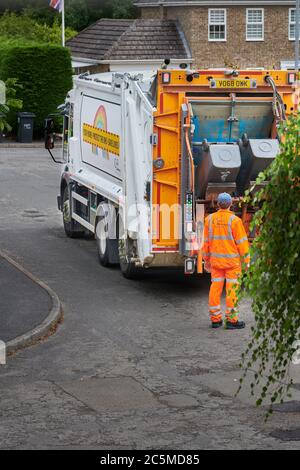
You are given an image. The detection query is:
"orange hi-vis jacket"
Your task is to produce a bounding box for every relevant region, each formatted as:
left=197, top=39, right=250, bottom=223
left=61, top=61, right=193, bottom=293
left=203, top=209, right=250, bottom=269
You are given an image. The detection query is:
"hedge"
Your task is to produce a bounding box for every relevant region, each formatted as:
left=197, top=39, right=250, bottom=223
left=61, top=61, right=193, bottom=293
left=0, top=43, right=73, bottom=135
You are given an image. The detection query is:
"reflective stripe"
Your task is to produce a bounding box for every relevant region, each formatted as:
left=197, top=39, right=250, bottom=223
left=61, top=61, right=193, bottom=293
left=210, top=253, right=239, bottom=258
left=202, top=252, right=210, bottom=257
left=211, top=277, right=225, bottom=282
left=236, top=236, right=248, bottom=245
left=210, top=235, right=232, bottom=241
left=226, top=278, right=239, bottom=283
left=208, top=214, right=213, bottom=240
left=209, top=305, right=221, bottom=310
left=227, top=215, right=235, bottom=241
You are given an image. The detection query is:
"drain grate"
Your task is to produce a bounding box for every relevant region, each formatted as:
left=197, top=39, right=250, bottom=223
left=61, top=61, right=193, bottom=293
left=184, top=367, right=210, bottom=376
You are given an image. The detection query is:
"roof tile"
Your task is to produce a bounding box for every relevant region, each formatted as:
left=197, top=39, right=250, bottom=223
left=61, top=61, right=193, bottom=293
left=67, top=18, right=190, bottom=61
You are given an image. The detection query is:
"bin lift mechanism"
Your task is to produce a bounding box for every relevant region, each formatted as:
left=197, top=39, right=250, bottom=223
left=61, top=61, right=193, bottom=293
left=180, top=74, right=288, bottom=273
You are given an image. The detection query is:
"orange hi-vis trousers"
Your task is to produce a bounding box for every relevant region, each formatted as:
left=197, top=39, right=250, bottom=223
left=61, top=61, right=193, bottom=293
left=209, top=266, right=241, bottom=324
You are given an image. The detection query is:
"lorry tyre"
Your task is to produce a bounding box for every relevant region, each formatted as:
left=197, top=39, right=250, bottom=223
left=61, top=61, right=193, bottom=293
left=96, top=213, right=119, bottom=267
left=62, top=186, right=84, bottom=238
left=118, top=237, right=143, bottom=280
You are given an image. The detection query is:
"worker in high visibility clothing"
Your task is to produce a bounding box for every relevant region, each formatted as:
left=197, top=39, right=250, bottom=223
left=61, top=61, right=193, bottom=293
left=203, top=193, right=250, bottom=330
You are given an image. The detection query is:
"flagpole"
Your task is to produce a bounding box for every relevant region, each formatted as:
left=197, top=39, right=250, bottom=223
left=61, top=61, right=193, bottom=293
left=61, top=0, right=65, bottom=47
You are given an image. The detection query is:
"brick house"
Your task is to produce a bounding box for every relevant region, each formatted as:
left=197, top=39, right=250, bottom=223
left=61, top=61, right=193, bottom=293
left=135, top=0, right=299, bottom=69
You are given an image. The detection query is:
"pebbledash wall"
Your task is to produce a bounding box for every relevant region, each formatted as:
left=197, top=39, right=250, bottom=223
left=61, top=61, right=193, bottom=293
left=140, top=6, right=294, bottom=69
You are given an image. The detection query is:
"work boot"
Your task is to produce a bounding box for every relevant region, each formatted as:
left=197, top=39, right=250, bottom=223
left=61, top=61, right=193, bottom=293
left=225, top=320, right=245, bottom=330
left=211, top=320, right=223, bottom=329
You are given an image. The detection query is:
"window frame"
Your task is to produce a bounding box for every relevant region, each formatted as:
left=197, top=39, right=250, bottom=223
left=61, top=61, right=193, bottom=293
left=208, top=8, right=227, bottom=42
left=246, top=8, right=264, bottom=42
left=289, top=8, right=300, bottom=41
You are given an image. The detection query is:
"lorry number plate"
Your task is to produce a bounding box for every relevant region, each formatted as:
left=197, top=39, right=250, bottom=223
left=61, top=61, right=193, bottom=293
left=210, top=78, right=255, bottom=89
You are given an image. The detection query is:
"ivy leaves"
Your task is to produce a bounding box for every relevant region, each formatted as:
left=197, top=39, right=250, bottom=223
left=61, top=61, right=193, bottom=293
left=238, top=114, right=300, bottom=417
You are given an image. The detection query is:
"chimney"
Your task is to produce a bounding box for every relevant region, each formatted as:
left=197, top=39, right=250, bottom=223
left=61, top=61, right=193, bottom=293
left=159, top=1, right=167, bottom=19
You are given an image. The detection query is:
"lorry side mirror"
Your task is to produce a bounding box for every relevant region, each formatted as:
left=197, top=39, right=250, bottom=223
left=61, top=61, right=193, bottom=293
left=44, top=117, right=55, bottom=150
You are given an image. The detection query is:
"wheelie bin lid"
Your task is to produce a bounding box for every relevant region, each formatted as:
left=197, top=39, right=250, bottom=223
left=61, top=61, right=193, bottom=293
left=17, top=112, right=36, bottom=118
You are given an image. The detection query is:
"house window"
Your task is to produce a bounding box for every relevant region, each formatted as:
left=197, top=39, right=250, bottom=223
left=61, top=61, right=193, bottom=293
left=209, top=9, right=226, bottom=41
left=246, top=9, right=264, bottom=41
left=289, top=8, right=300, bottom=40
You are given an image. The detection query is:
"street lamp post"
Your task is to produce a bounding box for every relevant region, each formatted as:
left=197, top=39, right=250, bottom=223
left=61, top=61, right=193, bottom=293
left=61, top=0, right=65, bottom=47
left=295, top=0, right=300, bottom=72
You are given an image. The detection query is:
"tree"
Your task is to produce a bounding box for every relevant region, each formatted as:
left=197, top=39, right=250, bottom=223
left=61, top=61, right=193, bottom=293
left=0, top=1, right=54, bottom=16
left=238, top=114, right=300, bottom=415
left=0, top=0, right=138, bottom=29
left=0, top=78, right=23, bottom=134
left=85, top=0, right=137, bottom=24
left=111, top=0, right=137, bottom=19
left=23, top=6, right=57, bottom=26
left=65, top=0, right=89, bottom=31
left=0, top=11, right=76, bottom=43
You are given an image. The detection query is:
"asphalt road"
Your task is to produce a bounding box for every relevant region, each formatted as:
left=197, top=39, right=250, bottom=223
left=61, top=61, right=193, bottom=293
left=0, top=147, right=299, bottom=449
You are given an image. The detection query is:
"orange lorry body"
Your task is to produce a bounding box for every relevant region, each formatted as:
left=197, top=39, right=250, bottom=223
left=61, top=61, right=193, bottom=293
left=151, top=69, right=297, bottom=262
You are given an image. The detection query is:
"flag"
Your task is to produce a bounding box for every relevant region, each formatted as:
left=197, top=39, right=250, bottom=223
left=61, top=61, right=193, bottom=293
left=49, top=0, right=62, bottom=12
left=49, top=0, right=65, bottom=47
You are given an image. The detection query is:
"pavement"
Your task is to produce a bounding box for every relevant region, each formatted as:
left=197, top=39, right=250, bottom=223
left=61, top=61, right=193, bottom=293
left=0, top=254, right=52, bottom=342
left=0, top=139, right=62, bottom=149
left=0, top=147, right=300, bottom=449
left=0, top=250, right=62, bottom=353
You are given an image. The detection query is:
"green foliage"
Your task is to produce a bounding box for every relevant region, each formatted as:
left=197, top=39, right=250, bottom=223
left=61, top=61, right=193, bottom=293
left=23, top=6, right=57, bottom=26
left=238, top=114, right=300, bottom=416
left=0, top=11, right=76, bottom=43
left=110, top=0, right=137, bottom=19
left=65, top=0, right=89, bottom=31
left=0, top=78, right=23, bottom=133
left=81, top=0, right=137, bottom=24
left=0, top=44, right=73, bottom=134
left=0, top=1, right=138, bottom=31
left=0, top=1, right=50, bottom=14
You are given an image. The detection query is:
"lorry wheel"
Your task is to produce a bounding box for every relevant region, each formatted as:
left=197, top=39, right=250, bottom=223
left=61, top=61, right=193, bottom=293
left=62, top=186, right=84, bottom=238
left=118, top=238, right=143, bottom=280
left=96, top=215, right=119, bottom=267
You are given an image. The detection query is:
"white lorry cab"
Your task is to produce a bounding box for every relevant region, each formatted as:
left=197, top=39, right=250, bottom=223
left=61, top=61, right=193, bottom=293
left=45, top=68, right=295, bottom=278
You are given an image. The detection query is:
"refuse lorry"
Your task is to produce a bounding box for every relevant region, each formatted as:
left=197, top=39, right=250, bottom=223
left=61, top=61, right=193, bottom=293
left=45, top=68, right=297, bottom=278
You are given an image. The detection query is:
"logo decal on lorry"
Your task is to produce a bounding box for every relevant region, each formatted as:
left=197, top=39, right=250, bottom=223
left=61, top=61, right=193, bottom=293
left=83, top=105, right=120, bottom=157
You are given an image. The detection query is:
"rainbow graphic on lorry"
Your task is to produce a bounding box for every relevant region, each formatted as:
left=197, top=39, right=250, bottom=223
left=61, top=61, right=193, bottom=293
left=82, top=104, right=120, bottom=160
left=92, top=105, right=108, bottom=159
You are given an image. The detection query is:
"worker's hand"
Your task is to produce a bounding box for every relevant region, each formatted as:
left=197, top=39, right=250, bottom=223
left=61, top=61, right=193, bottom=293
left=204, top=262, right=211, bottom=273
left=245, top=263, right=250, bottom=270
